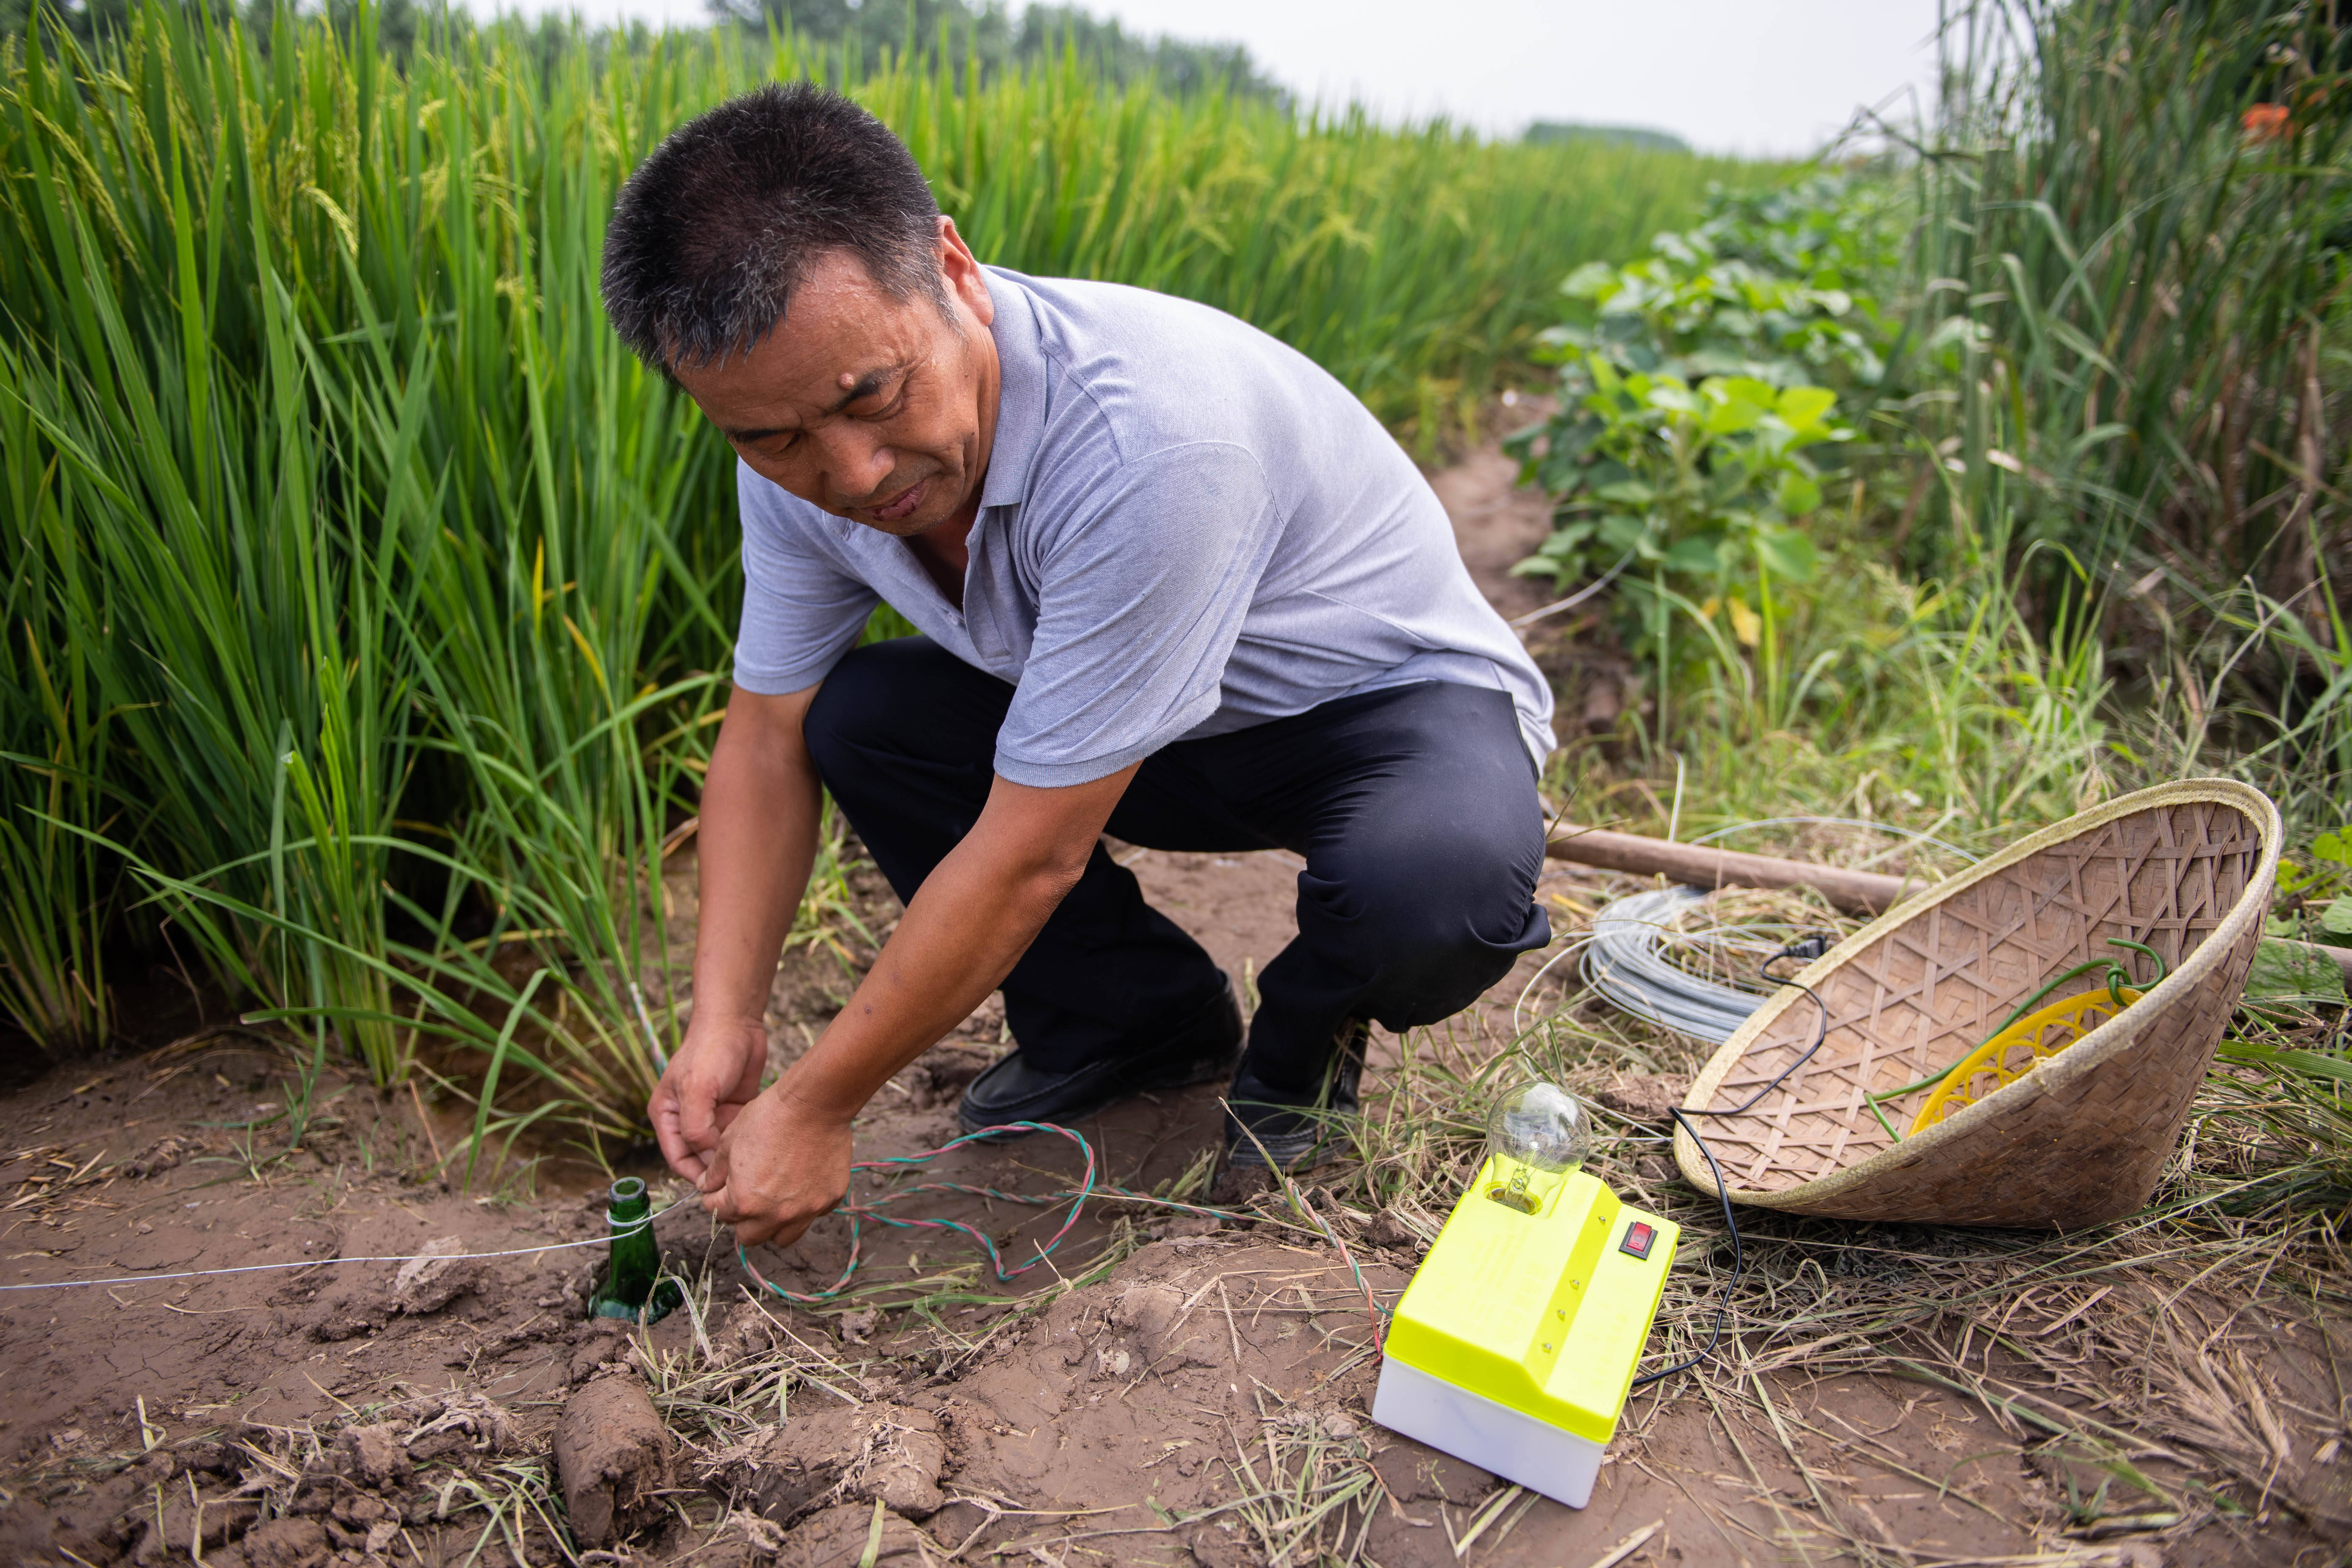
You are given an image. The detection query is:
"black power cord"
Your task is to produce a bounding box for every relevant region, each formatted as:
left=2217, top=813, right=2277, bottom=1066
left=1630, top=935, right=1834, bottom=1388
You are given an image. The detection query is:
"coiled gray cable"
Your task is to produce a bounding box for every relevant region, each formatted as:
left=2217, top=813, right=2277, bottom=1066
left=1582, top=886, right=1766, bottom=1043
left=1579, top=821, right=1981, bottom=1044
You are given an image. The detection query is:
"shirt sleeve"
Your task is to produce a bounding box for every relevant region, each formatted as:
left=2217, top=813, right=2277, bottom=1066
left=994, top=441, right=1279, bottom=787
left=730, top=462, right=879, bottom=696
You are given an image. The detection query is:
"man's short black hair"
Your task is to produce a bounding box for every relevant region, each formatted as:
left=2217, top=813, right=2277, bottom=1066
left=600, top=82, right=947, bottom=377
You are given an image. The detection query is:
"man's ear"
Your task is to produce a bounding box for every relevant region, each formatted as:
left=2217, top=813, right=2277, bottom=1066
left=937, top=215, right=996, bottom=329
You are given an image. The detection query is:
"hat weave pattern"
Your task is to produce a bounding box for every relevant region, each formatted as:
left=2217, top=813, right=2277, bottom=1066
left=1673, top=780, right=2281, bottom=1228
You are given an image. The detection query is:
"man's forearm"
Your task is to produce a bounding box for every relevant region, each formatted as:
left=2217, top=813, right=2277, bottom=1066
left=692, top=692, right=825, bottom=1034
left=773, top=766, right=1136, bottom=1122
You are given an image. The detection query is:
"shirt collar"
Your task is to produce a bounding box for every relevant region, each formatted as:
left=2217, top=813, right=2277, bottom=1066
left=977, top=267, right=1048, bottom=514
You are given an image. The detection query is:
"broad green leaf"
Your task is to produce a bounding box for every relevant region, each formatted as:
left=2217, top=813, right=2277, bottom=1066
left=1561, top=261, right=1617, bottom=299
left=1599, top=513, right=1653, bottom=553
left=1702, top=396, right=1763, bottom=435
left=1776, top=385, right=1838, bottom=430
left=1594, top=481, right=1656, bottom=506
left=1754, top=526, right=1818, bottom=583
left=2312, top=829, right=2352, bottom=868
left=1715, top=376, right=1780, bottom=411
left=1664, top=536, right=1723, bottom=575
left=2245, top=937, right=2349, bottom=1003
left=1549, top=519, right=1598, bottom=547
left=2320, top=897, right=2352, bottom=938
left=1775, top=471, right=1824, bottom=517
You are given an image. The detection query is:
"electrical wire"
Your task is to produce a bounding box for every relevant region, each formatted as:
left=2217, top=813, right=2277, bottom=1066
left=735, top=1120, right=1279, bottom=1306
left=5, top=1123, right=1264, bottom=1317
left=1575, top=820, right=1980, bottom=1048
left=1583, top=886, right=1769, bottom=1044
left=8, top=1123, right=1367, bottom=1351
left=1511, top=931, right=1597, bottom=1037
left=738, top=1121, right=1102, bottom=1304
left=1629, top=939, right=1833, bottom=1388
left=0, top=1195, right=702, bottom=1293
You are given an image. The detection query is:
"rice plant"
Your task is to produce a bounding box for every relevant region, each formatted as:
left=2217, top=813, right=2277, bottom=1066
left=1889, top=0, right=2352, bottom=819
left=0, top=0, right=1743, bottom=1153
left=0, top=348, right=112, bottom=1048
left=3, top=18, right=417, bottom=1077
left=1898, top=1, right=2351, bottom=572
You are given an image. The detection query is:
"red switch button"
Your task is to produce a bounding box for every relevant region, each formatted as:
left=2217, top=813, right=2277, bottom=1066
left=1620, top=1220, right=1657, bottom=1260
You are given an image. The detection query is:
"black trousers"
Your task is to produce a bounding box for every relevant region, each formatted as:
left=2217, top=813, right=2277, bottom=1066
left=802, top=637, right=1551, bottom=1092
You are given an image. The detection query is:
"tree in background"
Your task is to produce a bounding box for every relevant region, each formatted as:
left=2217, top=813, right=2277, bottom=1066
left=1526, top=122, right=1692, bottom=154
left=5, top=0, right=237, bottom=44
left=4, top=0, right=1272, bottom=93
left=5, top=0, right=417, bottom=47
left=702, top=0, right=1286, bottom=101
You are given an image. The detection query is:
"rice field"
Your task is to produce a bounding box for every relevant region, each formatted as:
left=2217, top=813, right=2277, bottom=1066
left=0, top=1, right=1749, bottom=1118
left=2, top=6, right=2348, bottom=1560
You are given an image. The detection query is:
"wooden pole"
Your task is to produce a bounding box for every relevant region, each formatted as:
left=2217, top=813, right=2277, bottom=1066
left=1544, top=822, right=2352, bottom=985
left=1544, top=824, right=1919, bottom=915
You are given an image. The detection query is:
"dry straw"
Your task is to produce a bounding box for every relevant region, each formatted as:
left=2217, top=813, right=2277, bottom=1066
left=1674, top=779, right=2281, bottom=1228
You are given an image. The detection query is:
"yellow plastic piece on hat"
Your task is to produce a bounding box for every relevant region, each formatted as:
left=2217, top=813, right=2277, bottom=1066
left=1909, top=985, right=2144, bottom=1134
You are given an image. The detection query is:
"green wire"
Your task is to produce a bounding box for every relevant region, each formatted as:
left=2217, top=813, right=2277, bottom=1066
left=1863, top=939, right=2170, bottom=1143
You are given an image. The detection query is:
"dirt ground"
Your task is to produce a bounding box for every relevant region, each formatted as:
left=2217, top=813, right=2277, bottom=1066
left=1, top=441, right=2345, bottom=1568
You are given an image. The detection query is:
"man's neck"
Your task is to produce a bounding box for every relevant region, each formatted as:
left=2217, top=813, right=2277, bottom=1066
left=905, top=496, right=980, bottom=610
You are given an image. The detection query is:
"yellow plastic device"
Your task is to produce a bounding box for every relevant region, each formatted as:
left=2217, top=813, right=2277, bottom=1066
left=1867, top=942, right=2167, bottom=1144
left=1909, top=984, right=2142, bottom=1133
left=1370, top=1083, right=1677, bottom=1508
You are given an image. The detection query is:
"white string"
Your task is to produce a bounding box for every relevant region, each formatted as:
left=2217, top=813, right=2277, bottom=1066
left=0, top=1195, right=699, bottom=1293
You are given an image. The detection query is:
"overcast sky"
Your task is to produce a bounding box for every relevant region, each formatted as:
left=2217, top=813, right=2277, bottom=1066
left=497, top=0, right=1946, bottom=159
left=1084, top=0, right=1946, bottom=157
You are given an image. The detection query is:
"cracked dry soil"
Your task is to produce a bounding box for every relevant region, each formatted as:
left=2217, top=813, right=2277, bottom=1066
left=1, top=441, right=2340, bottom=1567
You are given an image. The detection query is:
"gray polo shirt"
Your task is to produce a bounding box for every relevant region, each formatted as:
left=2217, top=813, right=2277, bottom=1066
left=732, top=267, right=1554, bottom=787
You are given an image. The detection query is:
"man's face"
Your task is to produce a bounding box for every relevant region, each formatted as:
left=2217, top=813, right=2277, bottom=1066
left=672, top=218, right=1000, bottom=539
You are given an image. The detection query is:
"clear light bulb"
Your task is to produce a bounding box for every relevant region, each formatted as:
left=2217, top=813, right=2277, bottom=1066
left=1484, top=1080, right=1593, bottom=1214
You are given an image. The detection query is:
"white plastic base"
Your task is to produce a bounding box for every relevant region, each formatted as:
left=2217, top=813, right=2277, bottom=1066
left=1370, top=1356, right=1607, bottom=1508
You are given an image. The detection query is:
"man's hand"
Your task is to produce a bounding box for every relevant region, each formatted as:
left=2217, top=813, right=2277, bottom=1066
left=697, top=1086, right=854, bottom=1250
left=649, top=1015, right=770, bottom=1184
left=656, top=683, right=824, bottom=1187
left=702, top=762, right=1138, bottom=1244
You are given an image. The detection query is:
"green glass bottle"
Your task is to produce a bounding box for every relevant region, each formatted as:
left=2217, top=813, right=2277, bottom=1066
left=588, top=1176, right=681, bottom=1323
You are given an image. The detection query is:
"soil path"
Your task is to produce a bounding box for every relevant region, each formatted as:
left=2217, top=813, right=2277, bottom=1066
left=0, top=443, right=2333, bottom=1568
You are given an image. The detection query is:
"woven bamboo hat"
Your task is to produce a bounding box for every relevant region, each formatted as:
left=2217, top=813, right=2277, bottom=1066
left=1672, top=779, right=2281, bottom=1229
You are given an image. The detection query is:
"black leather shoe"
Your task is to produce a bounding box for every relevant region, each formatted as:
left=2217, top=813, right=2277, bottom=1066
left=957, top=976, right=1244, bottom=1136
left=1221, top=1021, right=1369, bottom=1173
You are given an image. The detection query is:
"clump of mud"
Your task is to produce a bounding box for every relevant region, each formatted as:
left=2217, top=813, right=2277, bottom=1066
left=11, top=1389, right=535, bottom=1568
left=555, top=1375, right=673, bottom=1546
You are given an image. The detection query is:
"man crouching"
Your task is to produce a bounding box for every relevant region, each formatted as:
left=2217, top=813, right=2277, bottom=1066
left=602, top=83, right=1554, bottom=1252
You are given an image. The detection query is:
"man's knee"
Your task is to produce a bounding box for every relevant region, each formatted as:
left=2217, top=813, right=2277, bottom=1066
left=1309, top=821, right=1548, bottom=999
